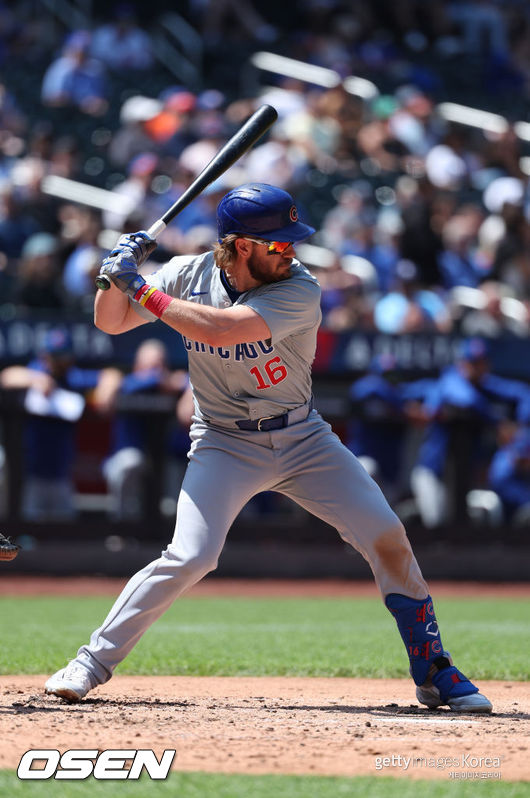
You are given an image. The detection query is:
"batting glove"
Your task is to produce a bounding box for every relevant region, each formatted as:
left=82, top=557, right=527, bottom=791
left=99, top=231, right=157, bottom=297
left=113, top=231, right=157, bottom=264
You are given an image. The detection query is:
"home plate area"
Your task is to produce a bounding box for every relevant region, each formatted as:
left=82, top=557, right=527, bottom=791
left=1, top=675, right=528, bottom=781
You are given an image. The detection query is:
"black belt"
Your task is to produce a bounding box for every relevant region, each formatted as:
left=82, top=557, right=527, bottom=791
left=236, top=398, right=313, bottom=432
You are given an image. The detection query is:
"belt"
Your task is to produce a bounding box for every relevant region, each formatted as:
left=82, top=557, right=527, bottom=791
left=236, top=398, right=314, bottom=432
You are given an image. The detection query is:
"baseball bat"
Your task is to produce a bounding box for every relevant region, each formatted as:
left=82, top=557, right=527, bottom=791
left=95, top=103, right=278, bottom=291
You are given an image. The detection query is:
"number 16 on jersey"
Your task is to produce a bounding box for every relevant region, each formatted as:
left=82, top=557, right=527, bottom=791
left=250, top=357, right=288, bottom=390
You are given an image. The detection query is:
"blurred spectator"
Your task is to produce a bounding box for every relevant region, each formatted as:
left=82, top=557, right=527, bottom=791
left=348, top=354, right=412, bottom=503
left=0, top=181, right=39, bottom=262
left=480, top=127, right=525, bottom=183
left=321, top=181, right=374, bottom=251
left=322, top=88, right=364, bottom=162
left=25, top=122, right=54, bottom=163
left=356, top=94, right=410, bottom=174
left=489, top=426, right=530, bottom=525
left=0, top=329, right=112, bottom=520
left=61, top=206, right=104, bottom=302
left=8, top=142, right=64, bottom=234
left=13, top=232, right=65, bottom=310
left=148, top=87, right=198, bottom=158
left=255, top=80, right=313, bottom=127
left=399, top=177, right=450, bottom=287
left=102, top=339, right=189, bottom=520
left=153, top=177, right=226, bottom=255
left=438, top=207, right=489, bottom=288
left=410, top=338, right=530, bottom=527
left=103, top=152, right=159, bottom=231
left=322, top=182, right=401, bottom=293
left=424, top=126, right=478, bottom=190
left=373, top=259, right=452, bottom=334
left=373, top=0, right=454, bottom=52
left=193, top=0, right=278, bottom=46
left=0, top=80, right=26, bottom=136
left=244, top=131, right=302, bottom=189
left=389, top=86, right=437, bottom=158
left=489, top=198, right=530, bottom=299
left=107, top=95, right=163, bottom=168
left=91, top=4, right=154, bottom=71
left=452, top=280, right=529, bottom=338
left=48, top=135, right=83, bottom=181
left=274, top=87, right=346, bottom=176
left=41, top=31, right=108, bottom=116
left=313, top=255, right=369, bottom=332
left=344, top=220, right=399, bottom=293
left=178, top=129, right=226, bottom=179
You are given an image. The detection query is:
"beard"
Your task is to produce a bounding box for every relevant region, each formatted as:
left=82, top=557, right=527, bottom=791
left=246, top=253, right=292, bottom=285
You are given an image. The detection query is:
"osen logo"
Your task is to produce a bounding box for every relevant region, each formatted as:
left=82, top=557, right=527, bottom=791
left=17, top=749, right=176, bottom=780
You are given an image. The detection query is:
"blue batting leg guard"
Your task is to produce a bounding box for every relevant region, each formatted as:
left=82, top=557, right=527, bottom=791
left=385, top=594, right=443, bottom=686
left=385, top=594, right=490, bottom=712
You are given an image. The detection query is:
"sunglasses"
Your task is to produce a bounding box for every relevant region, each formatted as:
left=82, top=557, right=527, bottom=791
left=241, top=237, right=293, bottom=255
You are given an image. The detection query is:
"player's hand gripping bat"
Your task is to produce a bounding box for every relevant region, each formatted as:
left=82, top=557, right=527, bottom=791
left=95, top=104, right=278, bottom=291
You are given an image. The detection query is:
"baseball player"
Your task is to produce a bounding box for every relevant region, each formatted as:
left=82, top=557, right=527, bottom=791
left=45, top=183, right=492, bottom=713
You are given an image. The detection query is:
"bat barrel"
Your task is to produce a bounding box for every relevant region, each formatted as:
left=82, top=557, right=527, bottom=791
left=160, top=104, right=278, bottom=227
left=95, top=104, right=278, bottom=292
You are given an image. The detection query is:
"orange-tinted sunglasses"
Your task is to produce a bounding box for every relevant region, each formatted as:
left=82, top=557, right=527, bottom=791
left=241, top=237, right=293, bottom=255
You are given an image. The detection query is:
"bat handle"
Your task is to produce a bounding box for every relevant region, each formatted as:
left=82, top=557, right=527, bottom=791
left=95, top=220, right=167, bottom=291
left=147, top=219, right=167, bottom=238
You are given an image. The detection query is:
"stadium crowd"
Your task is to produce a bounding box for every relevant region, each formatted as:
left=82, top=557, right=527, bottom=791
left=0, top=0, right=530, bottom=527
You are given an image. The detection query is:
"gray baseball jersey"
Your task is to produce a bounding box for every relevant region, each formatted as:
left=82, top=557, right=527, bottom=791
left=133, top=251, right=321, bottom=427
left=74, top=251, right=428, bottom=685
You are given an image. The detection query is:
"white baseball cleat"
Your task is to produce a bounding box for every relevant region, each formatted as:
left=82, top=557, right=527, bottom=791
left=416, top=683, right=493, bottom=713
left=45, top=661, right=95, bottom=702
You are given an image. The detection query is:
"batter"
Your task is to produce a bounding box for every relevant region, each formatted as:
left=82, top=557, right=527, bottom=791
left=45, top=183, right=492, bottom=713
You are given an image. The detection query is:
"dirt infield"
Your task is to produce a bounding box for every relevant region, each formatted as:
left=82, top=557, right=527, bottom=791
left=1, top=578, right=528, bottom=781
left=1, top=676, right=528, bottom=780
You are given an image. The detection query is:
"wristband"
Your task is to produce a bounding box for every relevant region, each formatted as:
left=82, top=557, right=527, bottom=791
left=134, top=283, right=173, bottom=318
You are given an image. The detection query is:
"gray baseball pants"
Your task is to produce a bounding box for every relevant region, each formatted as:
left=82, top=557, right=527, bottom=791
left=77, top=412, right=428, bottom=684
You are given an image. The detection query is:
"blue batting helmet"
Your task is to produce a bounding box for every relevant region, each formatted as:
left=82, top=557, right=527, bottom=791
left=217, top=183, right=315, bottom=242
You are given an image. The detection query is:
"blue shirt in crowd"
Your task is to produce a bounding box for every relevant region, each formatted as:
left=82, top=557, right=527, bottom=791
left=489, top=430, right=530, bottom=515
left=24, top=358, right=100, bottom=479
left=417, top=366, right=530, bottom=476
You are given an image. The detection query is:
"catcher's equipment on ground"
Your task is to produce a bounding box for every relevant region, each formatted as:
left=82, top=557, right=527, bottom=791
left=0, top=532, right=20, bottom=561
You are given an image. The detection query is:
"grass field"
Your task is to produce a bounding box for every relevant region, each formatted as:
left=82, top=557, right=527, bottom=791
left=1, top=595, right=528, bottom=680
left=2, top=593, right=529, bottom=794
left=1, top=771, right=530, bottom=798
